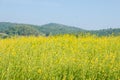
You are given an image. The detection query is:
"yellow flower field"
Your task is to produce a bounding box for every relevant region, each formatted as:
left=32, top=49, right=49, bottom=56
left=0, top=35, right=120, bottom=80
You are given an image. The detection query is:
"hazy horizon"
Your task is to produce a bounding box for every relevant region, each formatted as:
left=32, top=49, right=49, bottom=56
left=1, top=21, right=120, bottom=30
left=0, top=0, right=120, bottom=30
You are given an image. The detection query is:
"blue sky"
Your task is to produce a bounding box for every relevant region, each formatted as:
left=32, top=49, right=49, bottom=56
left=0, top=0, right=120, bottom=30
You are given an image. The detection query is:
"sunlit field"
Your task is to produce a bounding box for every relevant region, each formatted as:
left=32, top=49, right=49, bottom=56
left=0, top=35, right=120, bottom=80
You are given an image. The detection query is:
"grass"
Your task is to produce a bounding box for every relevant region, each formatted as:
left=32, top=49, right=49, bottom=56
left=0, top=35, right=120, bottom=80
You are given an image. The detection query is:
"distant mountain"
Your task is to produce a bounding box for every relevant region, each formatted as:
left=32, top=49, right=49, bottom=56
left=38, top=23, right=85, bottom=36
left=0, top=22, right=85, bottom=36
left=89, top=28, right=120, bottom=36
left=0, top=22, right=44, bottom=36
left=0, top=22, right=120, bottom=38
left=0, top=22, right=14, bottom=32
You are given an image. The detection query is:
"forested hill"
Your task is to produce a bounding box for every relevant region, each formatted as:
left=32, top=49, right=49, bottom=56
left=0, top=22, right=42, bottom=36
left=89, top=28, right=120, bottom=36
left=0, top=22, right=120, bottom=38
left=0, top=22, right=85, bottom=37
left=38, top=23, right=85, bottom=36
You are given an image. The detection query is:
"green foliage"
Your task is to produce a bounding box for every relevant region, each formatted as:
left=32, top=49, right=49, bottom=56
left=5, top=25, right=40, bottom=36
left=0, top=22, right=120, bottom=37
left=89, top=28, right=120, bottom=36
left=0, top=22, right=14, bottom=32
left=0, top=22, right=44, bottom=37
left=0, top=33, right=9, bottom=38
left=38, top=23, right=85, bottom=35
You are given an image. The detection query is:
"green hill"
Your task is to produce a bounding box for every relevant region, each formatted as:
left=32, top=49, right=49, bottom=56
left=0, top=22, right=14, bottom=32
left=38, top=23, right=85, bottom=36
left=0, top=22, right=120, bottom=37
left=0, top=22, right=85, bottom=36
left=0, top=22, right=44, bottom=36
left=89, top=28, right=120, bottom=36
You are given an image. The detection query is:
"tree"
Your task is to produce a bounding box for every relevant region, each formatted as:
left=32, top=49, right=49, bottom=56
left=5, top=25, right=40, bottom=36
